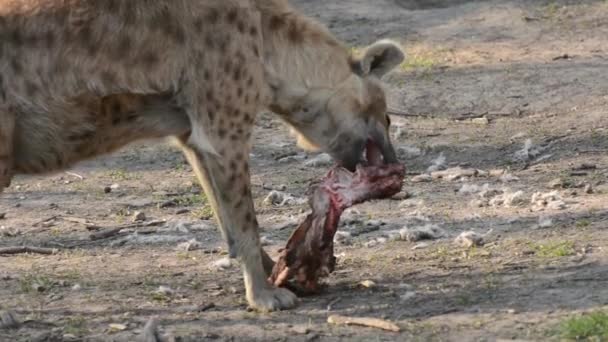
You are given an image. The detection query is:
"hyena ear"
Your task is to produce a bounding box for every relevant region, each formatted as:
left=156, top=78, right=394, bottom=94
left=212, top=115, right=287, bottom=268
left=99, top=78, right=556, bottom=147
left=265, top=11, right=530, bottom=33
left=352, top=40, right=405, bottom=78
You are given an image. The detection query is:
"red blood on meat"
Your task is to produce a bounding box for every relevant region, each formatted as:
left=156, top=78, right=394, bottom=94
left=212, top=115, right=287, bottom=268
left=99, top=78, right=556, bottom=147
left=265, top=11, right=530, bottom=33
left=269, top=163, right=405, bottom=292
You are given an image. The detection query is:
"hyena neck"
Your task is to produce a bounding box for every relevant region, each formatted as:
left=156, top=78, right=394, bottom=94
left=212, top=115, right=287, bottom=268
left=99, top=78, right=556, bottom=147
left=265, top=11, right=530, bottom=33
left=257, top=1, right=353, bottom=90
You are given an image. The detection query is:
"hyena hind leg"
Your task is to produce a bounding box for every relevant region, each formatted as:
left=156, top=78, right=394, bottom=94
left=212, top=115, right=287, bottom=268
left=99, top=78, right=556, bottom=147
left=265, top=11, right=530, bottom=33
left=0, top=112, right=14, bottom=192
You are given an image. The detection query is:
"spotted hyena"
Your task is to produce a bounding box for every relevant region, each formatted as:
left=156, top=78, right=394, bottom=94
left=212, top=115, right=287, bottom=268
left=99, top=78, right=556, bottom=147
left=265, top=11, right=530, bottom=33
left=0, top=0, right=405, bottom=311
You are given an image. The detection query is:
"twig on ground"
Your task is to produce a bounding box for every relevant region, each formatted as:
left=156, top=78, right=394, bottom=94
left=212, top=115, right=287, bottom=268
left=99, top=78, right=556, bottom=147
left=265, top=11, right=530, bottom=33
left=0, top=246, right=58, bottom=256
left=326, top=297, right=342, bottom=311
left=142, top=317, right=160, bottom=342
left=89, top=220, right=166, bottom=240
left=32, top=216, right=58, bottom=227
left=386, top=109, right=427, bottom=118
left=327, top=315, right=400, bottom=332
left=65, top=171, right=84, bottom=180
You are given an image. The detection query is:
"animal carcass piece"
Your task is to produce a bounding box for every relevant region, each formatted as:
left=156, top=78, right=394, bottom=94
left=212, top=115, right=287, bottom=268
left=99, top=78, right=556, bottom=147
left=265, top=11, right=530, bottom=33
left=269, top=163, right=405, bottom=292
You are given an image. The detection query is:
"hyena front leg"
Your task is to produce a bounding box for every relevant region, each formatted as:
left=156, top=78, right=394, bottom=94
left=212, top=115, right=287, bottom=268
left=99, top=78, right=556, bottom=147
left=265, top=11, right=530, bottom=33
left=178, top=133, right=297, bottom=312
left=0, top=111, right=14, bottom=192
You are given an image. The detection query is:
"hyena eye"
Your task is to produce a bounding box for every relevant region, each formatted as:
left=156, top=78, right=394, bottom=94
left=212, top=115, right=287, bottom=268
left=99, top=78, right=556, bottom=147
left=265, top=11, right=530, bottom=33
left=386, top=114, right=391, bottom=126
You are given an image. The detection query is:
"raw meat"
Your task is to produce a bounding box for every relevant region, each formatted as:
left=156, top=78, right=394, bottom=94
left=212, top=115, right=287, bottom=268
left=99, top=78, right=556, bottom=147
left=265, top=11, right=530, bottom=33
left=269, top=163, right=405, bottom=292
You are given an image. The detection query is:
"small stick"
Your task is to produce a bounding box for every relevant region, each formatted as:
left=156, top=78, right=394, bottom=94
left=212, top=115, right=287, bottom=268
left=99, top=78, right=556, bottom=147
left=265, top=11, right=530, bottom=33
left=0, top=246, right=57, bottom=255
left=62, top=216, right=90, bottom=225
left=327, top=315, right=400, bottom=332
left=32, top=216, right=58, bottom=227
left=142, top=317, right=160, bottom=342
left=89, top=220, right=166, bottom=240
left=326, top=297, right=342, bottom=311
left=65, top=171, right=84, bottom=180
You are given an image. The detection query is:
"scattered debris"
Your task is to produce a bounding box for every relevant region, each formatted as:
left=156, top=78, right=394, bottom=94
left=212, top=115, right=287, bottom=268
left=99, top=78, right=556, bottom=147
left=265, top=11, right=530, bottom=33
left=89, top=220, right=165, bottom=240
left=584, top=184, right=594, bottom=194
left=304, top=153, right=333, bottom=167
left=0, top=226, right=21, bottom=237
left=108, top=323, right=128, bottom=332
left=211, top=258, right=233, bottom=271
left=552, top=54, right=572, bottom=61
left=400, top=291, right=417, bottom=301
left=0, top=311, right=19, bottom=329
left=359, top=280, right=376, bottom=288
left=489, top=189, right=528, bottom=207
left=427, top=153, right=446, bottom=173
left=573, top=163, right=596, bottom=171
left=142, top=317, right=160, bottom=342
left=65, top=171, right=84, bottom=180
left=454, top=231, right=485, bottom=248
left=412, top=242, right=429, bottom=250
left=397, top=145, right=423, bottom=158
left=327, top=315, right=400, bottom=332
left=176, top=239, right=202, bottom=252
left=260, top=236, right=274, bottom=246
left=132, top=211, right=147, bottom=222
left=536, top=216, right=553, bottom=229
left=263, top=190, right=307, bottom=206
left=468, top=116, right=489, bottom=125
left=513, top=139, right=541, bottom=162
left=459, top=183, right=484, bottom=194
left=334, top=231, right=352, bottom=245
left=411, top=174, right=432, bottom=183
left=155, top=286, right=174, bottom=297
left=0, top=246, right=58, bottom=255
left=0, top=213, right=5, bottom=220
left=399, top=225, right=444, bottom=242
left=431, top=167, right=478, bottom=181
left=500, top=173, right=520, bottom=182
left=71, top=283, right=82, bottom=291
left=531, top=191, right=567, bottom=211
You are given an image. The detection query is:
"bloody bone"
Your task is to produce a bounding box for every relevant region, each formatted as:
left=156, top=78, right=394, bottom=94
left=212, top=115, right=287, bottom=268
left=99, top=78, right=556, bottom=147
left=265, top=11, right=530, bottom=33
left=269, top=163, right=405, bottom=292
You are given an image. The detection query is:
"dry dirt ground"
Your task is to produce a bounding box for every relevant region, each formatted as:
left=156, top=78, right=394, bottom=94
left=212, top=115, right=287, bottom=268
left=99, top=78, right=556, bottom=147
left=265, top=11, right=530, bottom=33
left=2, top=1, right=608, bottom=341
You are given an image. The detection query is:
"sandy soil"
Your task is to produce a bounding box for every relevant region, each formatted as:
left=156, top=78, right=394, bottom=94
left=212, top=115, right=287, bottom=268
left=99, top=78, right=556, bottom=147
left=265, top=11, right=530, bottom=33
left=1, top=0, right=608, bottom=341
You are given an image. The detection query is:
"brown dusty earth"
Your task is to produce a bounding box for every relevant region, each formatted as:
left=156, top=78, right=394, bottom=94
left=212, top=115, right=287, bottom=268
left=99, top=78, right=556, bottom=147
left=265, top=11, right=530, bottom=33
left=2, top=1, right=608, bottom=341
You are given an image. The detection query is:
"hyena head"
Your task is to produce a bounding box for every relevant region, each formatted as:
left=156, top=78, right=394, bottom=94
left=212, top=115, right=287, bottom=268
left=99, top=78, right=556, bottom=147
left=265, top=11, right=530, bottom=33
left=271, top=40, right=405, bottom=171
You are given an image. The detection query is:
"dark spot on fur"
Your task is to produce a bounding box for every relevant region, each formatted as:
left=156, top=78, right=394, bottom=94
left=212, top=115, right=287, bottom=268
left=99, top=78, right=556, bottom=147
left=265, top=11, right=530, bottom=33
left=10, top=59, right=22, bottom=75
left=269, top=15, right=285, bottom=31
left=245, top=212, right=253, bottom=223
left=203, top=69, right=211, bottom=81
left=153, top=8, right=186, bottom=44
left=8, top=28, right=23, bottom=46
left=68, top=130, right=96, bottom=141
left=44, top=31, right=56, bottom=49
left=249, top=26, right=258, bottom=37
left=230, top=134, right=239, bottom=141
left=206, top=8, right=219, bottom=24
left=205, top=89, right=214, bottom=102
left=141, top=51, right=159, bottom=67
left=236, top=87, right=243, bottom=98
left=116, top=36, right=131, bottom=56
left=218, top=128, right=227, bottom=139
left=24, top=81, right=38, bottom=97
left=287, top=23, right=303, bottom=43
left=232, top=67, right=241, bottom=82
left=194, top=18, right=204, bottom=33
left=101, top=70, right=117, bottom=85
left=226, top=8, right=238, bottom=24
left=237, top=21, right=246, bottom=34
left=223, top=60, right=232, bottom=74
left=204, top=35, right=214, bottom=49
